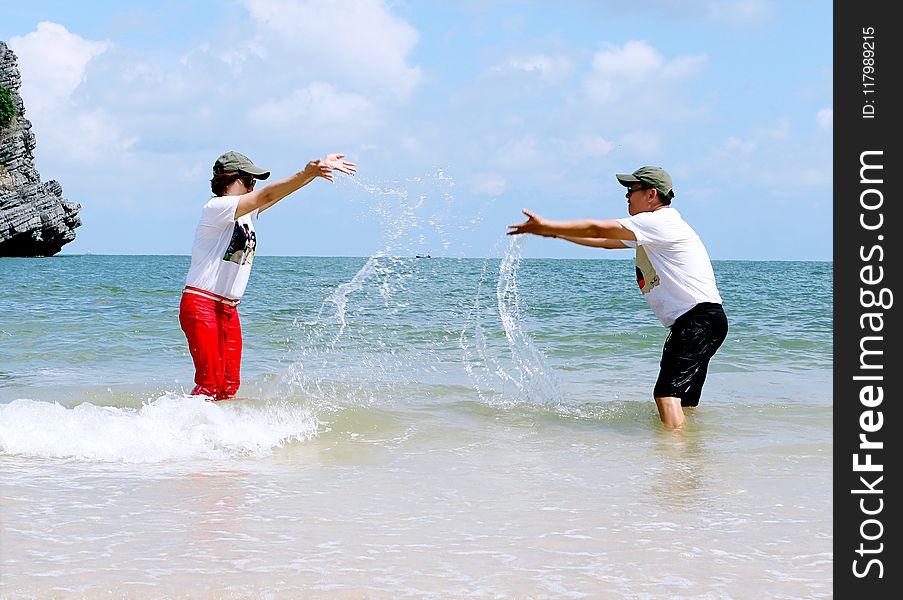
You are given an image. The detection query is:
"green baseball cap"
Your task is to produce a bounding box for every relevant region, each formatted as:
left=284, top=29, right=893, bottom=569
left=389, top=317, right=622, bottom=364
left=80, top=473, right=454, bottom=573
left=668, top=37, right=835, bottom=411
left=616, top=166, right=674, bottom=200
left=213, top=150, right=270, bottom=179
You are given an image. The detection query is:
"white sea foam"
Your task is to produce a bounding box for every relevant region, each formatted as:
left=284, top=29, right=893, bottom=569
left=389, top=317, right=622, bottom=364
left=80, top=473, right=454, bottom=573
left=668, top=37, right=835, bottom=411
left=0, top=393, right=318, bottom=462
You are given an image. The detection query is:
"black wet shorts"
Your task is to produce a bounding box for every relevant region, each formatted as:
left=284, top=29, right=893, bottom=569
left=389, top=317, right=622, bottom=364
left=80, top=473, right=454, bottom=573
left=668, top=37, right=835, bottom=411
left=653, top=302, right=728, bottom=407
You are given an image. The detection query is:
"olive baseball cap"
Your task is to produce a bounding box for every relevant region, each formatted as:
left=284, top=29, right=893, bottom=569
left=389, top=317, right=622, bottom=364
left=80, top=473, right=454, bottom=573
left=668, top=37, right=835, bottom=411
left=616, top=166, right=674, bottom=200
left=213, top=150, right=271, bottom=179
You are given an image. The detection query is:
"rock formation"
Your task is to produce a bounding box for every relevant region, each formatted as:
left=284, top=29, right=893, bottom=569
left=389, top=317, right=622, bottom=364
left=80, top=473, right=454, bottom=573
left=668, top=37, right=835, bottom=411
left=0, top=41, right=82, bottom=257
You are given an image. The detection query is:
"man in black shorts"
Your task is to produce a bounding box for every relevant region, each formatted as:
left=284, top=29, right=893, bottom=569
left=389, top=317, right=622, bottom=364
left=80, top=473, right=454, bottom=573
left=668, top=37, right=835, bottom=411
left=508, top=166, right=728, bottom=429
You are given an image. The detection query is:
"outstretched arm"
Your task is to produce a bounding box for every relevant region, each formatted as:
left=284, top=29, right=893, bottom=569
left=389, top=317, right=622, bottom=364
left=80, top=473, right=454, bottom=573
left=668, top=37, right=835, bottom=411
left=507, top=209, right=637, bottom=241
left=236, top=154, right=356, bottom=218
left=558, top=236, right=630, bottom=249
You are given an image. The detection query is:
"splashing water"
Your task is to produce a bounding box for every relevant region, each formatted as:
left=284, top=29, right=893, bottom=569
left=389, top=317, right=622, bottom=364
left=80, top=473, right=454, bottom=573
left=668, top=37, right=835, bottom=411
left=281, top=170, right=464, bottom=405
left=276, top=171, right=561, bottom=410
left=495, top=237, right=562, bottom=404
left=320, top=252, right=383, bottom=337
left=461, top=236, right=562, bottom=406
left=318, top=171, right=457, bottom=334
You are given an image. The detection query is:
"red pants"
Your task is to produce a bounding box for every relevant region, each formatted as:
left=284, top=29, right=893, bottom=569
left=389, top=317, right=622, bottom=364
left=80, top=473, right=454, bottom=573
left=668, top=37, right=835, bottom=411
left=179, top=292, right=242, bottom=400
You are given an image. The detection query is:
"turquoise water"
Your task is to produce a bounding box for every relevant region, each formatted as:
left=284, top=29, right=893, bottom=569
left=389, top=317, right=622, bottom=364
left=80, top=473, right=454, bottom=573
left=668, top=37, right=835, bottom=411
left=0, top=250, right=832, bottom=598
left=0, top=254, right=831, bottom=397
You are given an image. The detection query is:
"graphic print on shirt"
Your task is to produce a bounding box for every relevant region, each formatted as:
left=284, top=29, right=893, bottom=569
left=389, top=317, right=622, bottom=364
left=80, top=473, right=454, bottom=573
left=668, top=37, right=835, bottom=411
left=635, top=245, right=660, bottom=295
left=223, top=222, right=256, bottom=265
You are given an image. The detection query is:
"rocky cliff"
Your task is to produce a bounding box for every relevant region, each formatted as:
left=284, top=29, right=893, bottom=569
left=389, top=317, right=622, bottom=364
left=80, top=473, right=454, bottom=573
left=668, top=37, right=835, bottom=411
left=0, top=41, right=81, bottom=257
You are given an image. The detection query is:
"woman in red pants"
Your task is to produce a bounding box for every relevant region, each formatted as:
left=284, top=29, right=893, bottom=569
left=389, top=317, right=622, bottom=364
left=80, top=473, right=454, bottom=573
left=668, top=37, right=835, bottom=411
left=180, top=150, right=355, bottom=400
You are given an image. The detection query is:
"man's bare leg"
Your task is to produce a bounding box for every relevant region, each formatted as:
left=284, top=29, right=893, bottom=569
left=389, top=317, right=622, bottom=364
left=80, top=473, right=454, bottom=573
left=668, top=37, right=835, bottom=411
left=655, top=396, right=685, bottom=429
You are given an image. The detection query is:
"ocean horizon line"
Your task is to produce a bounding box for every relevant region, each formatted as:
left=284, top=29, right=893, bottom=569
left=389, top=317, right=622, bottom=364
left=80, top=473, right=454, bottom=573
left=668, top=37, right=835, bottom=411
left=12, top=253, right=834, bottom=263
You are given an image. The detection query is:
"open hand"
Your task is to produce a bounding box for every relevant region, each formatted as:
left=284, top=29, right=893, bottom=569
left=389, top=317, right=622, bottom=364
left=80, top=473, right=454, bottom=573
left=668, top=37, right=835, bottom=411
left=507, top=209, right=551, bottom=236
left=309, top=153, right=356, bottom=182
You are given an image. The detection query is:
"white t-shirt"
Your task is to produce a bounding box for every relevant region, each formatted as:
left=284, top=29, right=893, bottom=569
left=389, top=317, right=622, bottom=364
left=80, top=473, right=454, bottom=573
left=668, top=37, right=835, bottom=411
left=616, top=208, right=722, bottom=327
left=184, top=196, right=258, bottom=301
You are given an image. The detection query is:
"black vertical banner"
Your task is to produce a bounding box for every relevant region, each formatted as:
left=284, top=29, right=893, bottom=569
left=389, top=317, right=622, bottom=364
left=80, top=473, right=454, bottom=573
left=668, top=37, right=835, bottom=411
left=835, top=2, right=901, bottom=597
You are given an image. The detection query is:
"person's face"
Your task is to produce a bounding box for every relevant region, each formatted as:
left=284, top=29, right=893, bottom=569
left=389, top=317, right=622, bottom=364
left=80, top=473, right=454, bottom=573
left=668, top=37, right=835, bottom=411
left=625, top=184, right=655, bottom=216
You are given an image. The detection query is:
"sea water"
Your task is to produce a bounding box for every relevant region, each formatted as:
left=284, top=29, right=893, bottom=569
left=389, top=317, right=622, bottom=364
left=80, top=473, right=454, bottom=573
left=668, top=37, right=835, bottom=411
left=1, top=244, right=831, bottom=595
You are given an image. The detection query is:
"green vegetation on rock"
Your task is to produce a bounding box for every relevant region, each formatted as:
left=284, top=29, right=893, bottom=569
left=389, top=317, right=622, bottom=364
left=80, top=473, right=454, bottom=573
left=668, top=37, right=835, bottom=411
left=0, top=85, right=16, bottom=128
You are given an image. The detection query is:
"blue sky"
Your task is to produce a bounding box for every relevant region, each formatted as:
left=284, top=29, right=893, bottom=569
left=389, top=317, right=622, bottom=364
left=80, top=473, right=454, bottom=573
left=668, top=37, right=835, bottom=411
left=2, top=1, right=832, bottom=260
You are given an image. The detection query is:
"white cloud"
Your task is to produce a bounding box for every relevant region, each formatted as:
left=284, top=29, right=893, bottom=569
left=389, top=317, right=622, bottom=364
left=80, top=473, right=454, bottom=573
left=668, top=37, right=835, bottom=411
left=241, top=0, right=422, bottom=101
left=7, top=23, right=138, bottom=166
left=724, top=136, right=757, bottom=154
left=591, top=40, right=663, bottom=80
left=574, top=134, right=616, bottom=157
left=469, top=174, right=507, bottom=197
left=619, top=130, right=662, bottom=155
left=760, top=118, right=791, bottom=140
left=494, top=137, right=544, bottom=170
left=698, top=114, right=832, bottom=193
left=250, top=82, right=375, bottom=126
left=667, top=54, right=710, bottom=79
left=721, top=117, right=791, bottom=154
left=586, top=41, right=707, bottom=104
left=248, top=82, right=378, bottom=147
left=817, top=108, right=833, bottom=131
left=491, top=54, right=574, bottom=82
left=41, top=110, right=138, bottom=164
left=5, top=4, right=421, bottom=171
left=179, top=162, right=206, bottom=182
left=8, top=21, right=111, bottom=115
